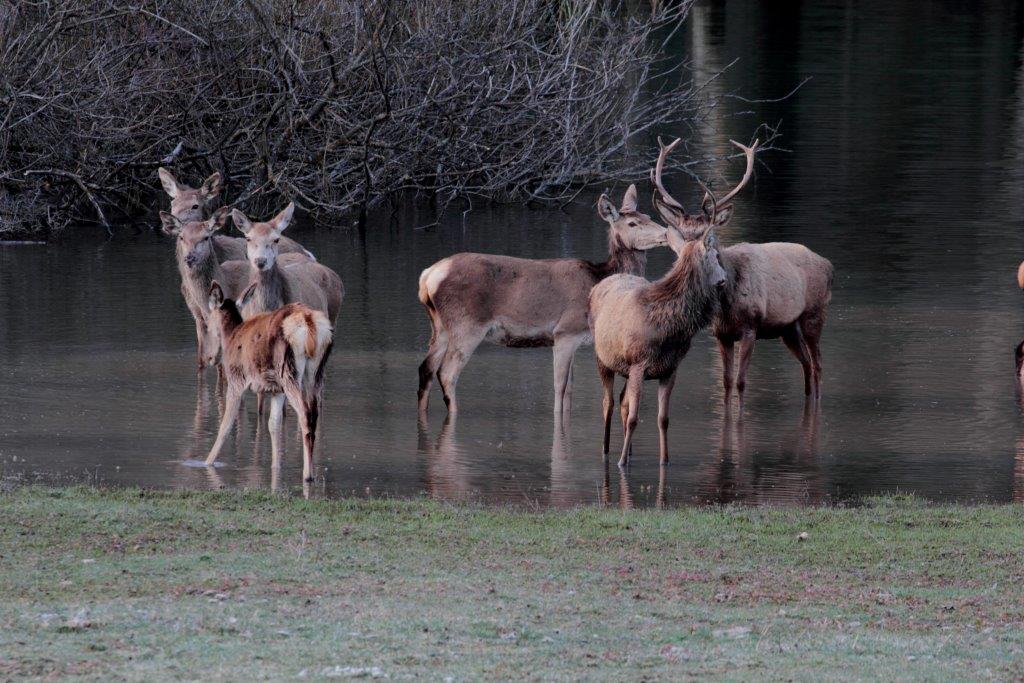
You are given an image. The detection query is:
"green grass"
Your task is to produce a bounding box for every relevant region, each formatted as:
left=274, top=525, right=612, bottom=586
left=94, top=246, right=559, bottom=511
left=2, top=487, right=1024, bottom=680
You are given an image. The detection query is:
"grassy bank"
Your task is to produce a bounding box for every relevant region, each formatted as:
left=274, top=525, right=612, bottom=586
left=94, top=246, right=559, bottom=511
left=2, top=487, right=1023, bottom=680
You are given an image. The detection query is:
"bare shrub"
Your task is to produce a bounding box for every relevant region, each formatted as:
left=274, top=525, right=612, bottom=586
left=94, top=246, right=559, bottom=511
left=0, top=0, right=772, bottom=237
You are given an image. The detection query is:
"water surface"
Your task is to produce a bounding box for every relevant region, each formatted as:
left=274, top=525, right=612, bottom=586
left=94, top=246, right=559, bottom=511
left=2, top=1, right=1024, bottom=506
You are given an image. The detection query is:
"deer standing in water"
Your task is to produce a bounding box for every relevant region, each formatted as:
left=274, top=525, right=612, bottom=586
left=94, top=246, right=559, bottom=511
left=231, top=203, right=344, bottom=325
left=589, top=209, right=726, bottom=468
left=204, top=282, right=333, bottom=482
left=416, top=186, right=668, bottom=418
left=160, top=208, right=250, bottom=370
left=652, top=138, right=834, bottom=409
left=158, top=168, right=314, bottom=261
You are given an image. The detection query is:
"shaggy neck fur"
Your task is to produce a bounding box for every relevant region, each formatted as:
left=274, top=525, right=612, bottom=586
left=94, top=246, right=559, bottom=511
left=601, top=235, right=648, bottom=278
left=639, top=244, right=719, bottom=338
left=213, top=300, right=244, bottom=348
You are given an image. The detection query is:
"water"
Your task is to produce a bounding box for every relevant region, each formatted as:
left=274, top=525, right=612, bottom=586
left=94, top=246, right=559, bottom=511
left=2, top=1, right=1023, bottom=506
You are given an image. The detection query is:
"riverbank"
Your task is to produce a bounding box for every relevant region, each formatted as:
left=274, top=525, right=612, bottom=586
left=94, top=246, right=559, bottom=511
left=2, top=487, right=1023, bottom=680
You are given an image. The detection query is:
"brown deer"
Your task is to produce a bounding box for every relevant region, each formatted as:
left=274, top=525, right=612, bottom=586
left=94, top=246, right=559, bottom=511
left=159, top=207, right=250, bottom=370
left=158, top=167, right=314, bottom=261
left=589, top=217, right=727, bottom=468
left=416, top=185, right=668, bottom=418
left=231, top=203, right=344, bottom=324
left=204, top=281, right=333, bottom=482
left=652, top=138, right=834, bottom=409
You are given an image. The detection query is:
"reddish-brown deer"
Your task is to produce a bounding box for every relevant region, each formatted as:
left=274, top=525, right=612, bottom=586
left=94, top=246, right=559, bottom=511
left=158, top=167, right=314, bottom=262
left=589, top=220, right=726, bottom=468
left=652, top=138, right=834, bottom=409
left=204, top=281, right=333, bottom=483
left=416, top=185, right=668, bottom=418
left=159, top=207, right=250, bottom=370
left=231, top=203, right=344, bottom=325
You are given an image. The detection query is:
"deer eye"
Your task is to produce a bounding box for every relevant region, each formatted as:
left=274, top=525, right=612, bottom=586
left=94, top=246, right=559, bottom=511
left=191, top=204, right=199, bottom=210
left=274, top=238, right=280, bottom=244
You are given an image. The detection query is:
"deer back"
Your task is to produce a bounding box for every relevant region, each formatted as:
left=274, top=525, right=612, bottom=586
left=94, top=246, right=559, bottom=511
left=718, top=242, right=833, bottom=332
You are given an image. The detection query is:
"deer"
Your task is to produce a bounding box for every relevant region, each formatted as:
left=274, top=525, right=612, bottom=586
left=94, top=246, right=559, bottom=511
left=651, top=137, right=834, bottom=410
left=158, top=167, right=314, bottom=261
left=416, top=185, right=668, bottom=419
left=204, top=281, right=333, bottom=483
left=589, top=207, right=727, bottom=468
left=230, top=203, right=344, bottom=325
left=159, top=207, right=251, bottom=370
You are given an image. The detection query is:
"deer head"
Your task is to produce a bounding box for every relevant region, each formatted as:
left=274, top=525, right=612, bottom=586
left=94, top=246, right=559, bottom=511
left=666, top=223, right=727, bottom=289
left=232, top=202, right=295, bottom=272
left=160, top=206, right=230, bottom=269
left=158, top=168, right=223, bottom=222
left=651, top=137, right=759, bottom=241
left=596, top=184, right=668, bottom=251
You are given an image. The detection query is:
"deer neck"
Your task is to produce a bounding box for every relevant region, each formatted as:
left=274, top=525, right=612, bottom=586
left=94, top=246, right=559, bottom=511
left=248, top=262, right=287, bottom=314
left=602, top=237, right=647, bottom=278
left=178, top=243, right=224, bottom=311
left=640, top=250, right=718, bottom=337
left=214, top=303, right=244, bottom=353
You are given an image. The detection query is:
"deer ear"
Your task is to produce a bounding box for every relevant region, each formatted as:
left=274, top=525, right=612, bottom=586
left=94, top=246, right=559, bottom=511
left=158, top=167, right=182, bottom=199
left=653, top=193, right=684, bottom=228
left=200, top=171, right=222, bottom=200
left=597, top=194, right=619, bottom=222
left=702, top=226, right=718, bottom=249
left=208, top=281, right=224, bottom=311
left=712, top=205, right=733, bottom=226
left=620, top=184, right=638, bottom=213
left=269, top=202, right=295, bottom=234
left=159, top=211, right=182, bottom=236
left=237, top=282, right=258, bottom=310
left=666, top=225, right=687, bottom=253
left=208, top=206, right=230, bottom=232
left=232, top=209, right=253, bottom=235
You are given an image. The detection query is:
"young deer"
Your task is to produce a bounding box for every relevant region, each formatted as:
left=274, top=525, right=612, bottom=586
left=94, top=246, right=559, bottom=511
left=204, top=281, right=333, bottom=482
left=417, top=185, right=668, bottom=418
left=158, top=167, right=314, bottom=261
left=159, top=207, right=250, bottom=370
left=652, top=138, right=834, bottom=408
left=589, top=221, right=726, bottom=468
left=231, top=203, right=344, bottom=324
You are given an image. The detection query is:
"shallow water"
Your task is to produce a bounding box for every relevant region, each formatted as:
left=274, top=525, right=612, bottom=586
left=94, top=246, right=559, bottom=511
left=2, top=1, right=1024, bottom=506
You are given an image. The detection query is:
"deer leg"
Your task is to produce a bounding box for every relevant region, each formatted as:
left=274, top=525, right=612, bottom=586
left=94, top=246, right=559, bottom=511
left=801, top=314, right=825, bottom=401
left=552, top=336, right=580, bottom=417
left=619, top=368, right=644, bottom=468
left=782, top=325, right=813, bottom=397
left=717, top=338, right=735, bottom=405
left=656, top=371, right=676, bottom=466
left=437, top=326, right=486, bottom=417
left=735, top=330, right=757, bottom=413
left=282, top=383, right=317, bottom=483
left=418, top=319, right=449, bottom=415
left=599, top=362, right=615, bottom=457
left=206, top=384, right=243, bottom=466
left=267, top=393, right=286, bottom=469
left=257, top=391, right=266, bottom=416
left=618, top=383, right=631, bottom=462
left=195, top=317, right=207, bottom=372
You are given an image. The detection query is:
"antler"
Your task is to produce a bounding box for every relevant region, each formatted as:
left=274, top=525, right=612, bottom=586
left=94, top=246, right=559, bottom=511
left=703, top=138, right=759, bottom=210
left=650, top=136, right=686, bottom=214
left=697, top=179, right=717, bottom=225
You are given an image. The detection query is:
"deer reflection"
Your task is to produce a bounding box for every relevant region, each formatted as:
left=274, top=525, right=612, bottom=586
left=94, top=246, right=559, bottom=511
left=177, top=374, right=291, bottom=492
left=417, top=416, right=474, bottom=501
left=599, top=462, right=666, bottom=509
left=697, top=401, right=824, bottom=505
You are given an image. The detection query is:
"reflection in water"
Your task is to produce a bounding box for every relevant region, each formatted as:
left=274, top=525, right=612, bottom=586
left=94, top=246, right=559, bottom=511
left=2, top=1, right=1024, bottom=506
